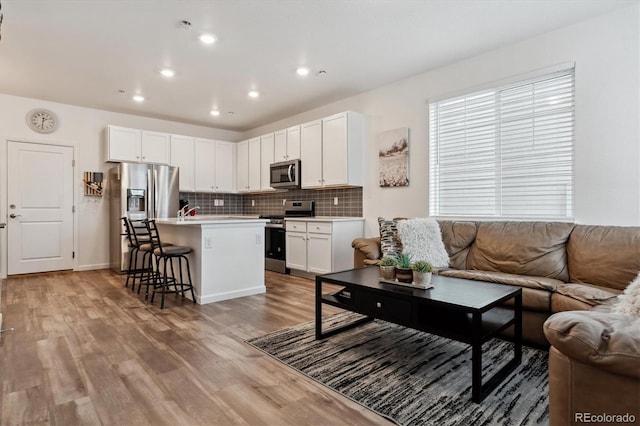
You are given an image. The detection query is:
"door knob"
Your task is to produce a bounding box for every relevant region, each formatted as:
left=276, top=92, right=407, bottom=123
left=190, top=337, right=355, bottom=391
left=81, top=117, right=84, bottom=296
left=9, top=213, right=21, bottom=218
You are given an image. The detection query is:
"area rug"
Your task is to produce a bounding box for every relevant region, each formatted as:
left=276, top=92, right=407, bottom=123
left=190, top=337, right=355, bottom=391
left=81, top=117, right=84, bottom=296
left=246, top=312, right=549, bottom=426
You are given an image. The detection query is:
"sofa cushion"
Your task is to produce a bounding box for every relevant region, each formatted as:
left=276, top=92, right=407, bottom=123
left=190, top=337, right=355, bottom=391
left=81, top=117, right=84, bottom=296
left=438, top=269, right=562, bottom=292
left=551, top=294, right=592, bottom=313
left=556, top=283, right=621, bottom=307
left=466, top=221, right=574, bottom=281
left=544, top=311, right=640, bottom=379
left=397, top=218, right=449, bottom=268
left=438, top=269, right=556, bottom=312
left=567, top=225, right=640, bottom=291
left=437, top=221, right=477, bottom=270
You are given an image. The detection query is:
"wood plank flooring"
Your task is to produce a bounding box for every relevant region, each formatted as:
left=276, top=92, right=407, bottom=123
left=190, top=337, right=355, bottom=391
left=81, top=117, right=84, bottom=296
left=0, top=270, right=391, bottom=425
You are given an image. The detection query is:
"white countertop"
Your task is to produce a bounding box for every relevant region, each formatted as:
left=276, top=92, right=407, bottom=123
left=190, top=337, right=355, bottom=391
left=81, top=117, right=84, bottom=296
left=157, top=215, right=266, bottom=225
left=285, top=216, right=364, bottom=222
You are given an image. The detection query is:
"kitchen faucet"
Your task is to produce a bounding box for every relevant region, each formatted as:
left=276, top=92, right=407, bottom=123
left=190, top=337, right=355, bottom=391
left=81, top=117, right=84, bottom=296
left=178, top=205, right=200, bottom=220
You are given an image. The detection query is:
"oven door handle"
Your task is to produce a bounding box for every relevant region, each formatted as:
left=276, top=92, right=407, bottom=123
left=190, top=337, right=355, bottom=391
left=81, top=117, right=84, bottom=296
left=265, top=224, right=285, bottom=229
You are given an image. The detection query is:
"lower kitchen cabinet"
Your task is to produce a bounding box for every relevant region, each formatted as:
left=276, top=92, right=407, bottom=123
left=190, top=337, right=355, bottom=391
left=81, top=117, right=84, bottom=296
left=285, top=218, right=364, bottom=275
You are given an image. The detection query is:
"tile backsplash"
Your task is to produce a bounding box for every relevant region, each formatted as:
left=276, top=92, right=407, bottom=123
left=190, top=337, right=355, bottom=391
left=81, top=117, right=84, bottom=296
left=179, top=187, right=362, bottom=217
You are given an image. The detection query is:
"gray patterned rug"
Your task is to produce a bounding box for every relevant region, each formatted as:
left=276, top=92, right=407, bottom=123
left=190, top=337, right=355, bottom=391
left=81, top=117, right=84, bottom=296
left=246, top=312, right=549, bottom=426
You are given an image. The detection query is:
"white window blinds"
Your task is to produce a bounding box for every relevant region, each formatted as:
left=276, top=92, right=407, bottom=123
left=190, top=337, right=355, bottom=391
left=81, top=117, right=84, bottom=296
left=429, top=69, right=574, bottom=219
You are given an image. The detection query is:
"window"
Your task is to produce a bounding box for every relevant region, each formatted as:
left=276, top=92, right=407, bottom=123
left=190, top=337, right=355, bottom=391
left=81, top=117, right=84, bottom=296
left=429, top=68, right=574, bottom=219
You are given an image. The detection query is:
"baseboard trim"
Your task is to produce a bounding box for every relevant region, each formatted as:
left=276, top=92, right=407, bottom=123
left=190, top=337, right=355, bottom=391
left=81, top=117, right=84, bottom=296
left=76, top=263, right=111, bottom=272
left=198, top=286, right=266, bottom=305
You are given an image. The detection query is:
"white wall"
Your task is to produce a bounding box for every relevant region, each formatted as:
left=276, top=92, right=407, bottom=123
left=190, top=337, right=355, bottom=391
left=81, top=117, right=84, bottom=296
left=242, top=5, right=640, bottom=236
left=0, top=94, right=242, bottom=277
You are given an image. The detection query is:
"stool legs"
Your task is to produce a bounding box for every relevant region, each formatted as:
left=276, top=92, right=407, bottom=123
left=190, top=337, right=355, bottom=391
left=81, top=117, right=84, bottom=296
left=150, top=254, right=196, bottom=309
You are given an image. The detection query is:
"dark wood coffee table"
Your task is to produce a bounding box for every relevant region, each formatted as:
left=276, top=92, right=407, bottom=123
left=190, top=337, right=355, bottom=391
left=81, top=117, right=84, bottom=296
left=315, top=266, right=522, bottom=403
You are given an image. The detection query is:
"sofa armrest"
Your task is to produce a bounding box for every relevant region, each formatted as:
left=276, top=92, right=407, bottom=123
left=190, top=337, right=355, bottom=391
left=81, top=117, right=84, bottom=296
left=352, top=237, right=381, bottom=268
left=543, top=311, right=640, bottom=379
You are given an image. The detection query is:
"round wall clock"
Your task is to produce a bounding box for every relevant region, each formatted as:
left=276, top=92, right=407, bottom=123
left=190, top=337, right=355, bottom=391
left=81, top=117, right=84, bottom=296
left=26, top=108, right=59, bottom=134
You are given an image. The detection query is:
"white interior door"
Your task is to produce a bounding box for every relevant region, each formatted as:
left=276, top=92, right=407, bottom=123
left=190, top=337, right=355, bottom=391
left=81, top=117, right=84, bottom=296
left=7, top=141, right=74, bottom=275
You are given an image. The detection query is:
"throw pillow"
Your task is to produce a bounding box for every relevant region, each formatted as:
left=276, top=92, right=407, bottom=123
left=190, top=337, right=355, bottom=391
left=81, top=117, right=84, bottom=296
left=397, top=218, right=449, bottom=268
left=378, top=217, right=402, bottom=259
left=612, top=272, right=640, bottom=317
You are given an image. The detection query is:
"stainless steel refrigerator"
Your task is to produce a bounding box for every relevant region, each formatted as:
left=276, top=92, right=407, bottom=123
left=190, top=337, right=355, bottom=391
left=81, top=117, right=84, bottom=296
left=109, top=162, right=179, bottom=273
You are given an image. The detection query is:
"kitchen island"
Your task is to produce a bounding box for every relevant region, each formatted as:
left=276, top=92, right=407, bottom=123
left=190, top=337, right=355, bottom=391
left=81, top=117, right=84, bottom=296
left=155, top=216, right=268, bottom=304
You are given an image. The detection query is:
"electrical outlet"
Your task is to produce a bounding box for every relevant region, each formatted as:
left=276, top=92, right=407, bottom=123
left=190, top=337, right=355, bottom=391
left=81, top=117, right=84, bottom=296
left=282, top=199, right=286, bottom=206
left=219, top=199, right=224, bottom=206
left=251, top=200, right=255, bottom=207
left=256, top=233, right=263, bottom=244
left=213, top=199, right=219, bottom=207
left=334, top=197, right=339, bottom=205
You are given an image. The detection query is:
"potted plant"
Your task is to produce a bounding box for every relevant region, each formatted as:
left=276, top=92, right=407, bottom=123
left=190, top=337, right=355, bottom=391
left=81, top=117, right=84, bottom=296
left=395, top=253, right=413, bottom=283
left=412, top=260, right=433, bottom=286
left=379, top=256, right=398, bottom=280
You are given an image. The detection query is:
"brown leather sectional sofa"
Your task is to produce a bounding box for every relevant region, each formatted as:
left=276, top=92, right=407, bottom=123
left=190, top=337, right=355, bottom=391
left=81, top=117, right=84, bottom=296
left=352, top=220, right=639, bottom=346
left=352, top=220, right=640, bottom=425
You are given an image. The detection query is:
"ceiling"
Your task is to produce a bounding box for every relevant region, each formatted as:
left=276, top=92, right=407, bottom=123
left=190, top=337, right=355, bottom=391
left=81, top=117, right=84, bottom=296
left=0, top=0, right=636, bottom=132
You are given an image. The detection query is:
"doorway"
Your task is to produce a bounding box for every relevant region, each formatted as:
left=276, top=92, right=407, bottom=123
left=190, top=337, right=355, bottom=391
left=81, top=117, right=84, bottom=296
left=7, top=141, right=74, bottom=275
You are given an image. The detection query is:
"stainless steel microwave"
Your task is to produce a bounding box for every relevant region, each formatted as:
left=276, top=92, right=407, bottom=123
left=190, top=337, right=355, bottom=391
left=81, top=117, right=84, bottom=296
left=270, top=159, right=301, bottom=189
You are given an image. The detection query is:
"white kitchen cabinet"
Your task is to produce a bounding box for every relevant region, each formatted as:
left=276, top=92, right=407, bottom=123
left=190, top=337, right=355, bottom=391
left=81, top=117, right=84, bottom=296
left=141, top=131, right=170, bottom=164
left=274, top=125, right=301, bottom=162
left=285, top=232, right=308, bottom=271
left=300, top=120, right=323, bottom=188
left=106, top=125, right=170, bottom=164
left=300, top=112, right=363, bottom=189
left=248, top=137, right=261, bottom=191
left=236, top=138, right=261, bottom=192
left=194, top=139, right=235, bottom=192
left=285, top=218, right=363, bottom=274
left=215, top=141, right=235, bottom=192
left=236, top=140, right=249, bottom=192
left=260, top=133, right=275, bottom=191
left=170, top=135, right=195, bottom=191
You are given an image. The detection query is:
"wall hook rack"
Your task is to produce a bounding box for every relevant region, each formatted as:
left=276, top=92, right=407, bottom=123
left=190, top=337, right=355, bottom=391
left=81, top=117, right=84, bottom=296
left=83, top=171, right=104, bottom=196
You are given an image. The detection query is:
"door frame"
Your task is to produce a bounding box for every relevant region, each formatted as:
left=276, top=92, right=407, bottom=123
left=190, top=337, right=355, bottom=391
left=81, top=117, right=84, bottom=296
left=0, top=137, right=77, bottom=278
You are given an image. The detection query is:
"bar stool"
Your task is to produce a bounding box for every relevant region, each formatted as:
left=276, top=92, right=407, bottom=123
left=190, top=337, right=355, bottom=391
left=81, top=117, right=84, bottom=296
left=129, top=219, right=159, bottom=296
left=143, top=219, right=196, bottom=309
left=121, top=217, right=148, bottom=290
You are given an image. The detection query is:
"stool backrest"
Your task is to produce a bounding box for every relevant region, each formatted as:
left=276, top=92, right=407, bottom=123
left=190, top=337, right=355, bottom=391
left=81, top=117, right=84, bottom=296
left=121, top=217, right=135, bottom=247
left=143, top=219, right=164, bottom=255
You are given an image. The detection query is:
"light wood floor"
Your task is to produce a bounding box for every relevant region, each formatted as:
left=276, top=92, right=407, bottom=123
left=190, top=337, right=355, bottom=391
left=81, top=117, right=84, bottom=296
left=0, top=269, right=392, bottom=425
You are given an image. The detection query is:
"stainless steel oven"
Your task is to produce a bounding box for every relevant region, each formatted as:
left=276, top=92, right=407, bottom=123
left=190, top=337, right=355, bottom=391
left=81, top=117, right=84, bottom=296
left=261, top=200, right=314, bottom=273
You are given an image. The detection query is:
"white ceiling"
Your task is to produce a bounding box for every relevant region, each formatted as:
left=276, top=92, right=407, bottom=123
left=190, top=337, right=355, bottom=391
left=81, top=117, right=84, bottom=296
left=0, top=0, right=636, bottom=131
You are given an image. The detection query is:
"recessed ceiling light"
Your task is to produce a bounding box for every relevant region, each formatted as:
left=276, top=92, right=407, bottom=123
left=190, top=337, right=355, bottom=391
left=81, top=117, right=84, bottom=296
left=160, top=68, right=175, bottom=78
left=210, top=110, right=220, bottom=116
left=248, top=90, right=260, bottom=98
left=296, top=67, right=310, bottom=76
left=133, top=95, right=145, bottom=102
left=198, top=33, right=216, bottom=44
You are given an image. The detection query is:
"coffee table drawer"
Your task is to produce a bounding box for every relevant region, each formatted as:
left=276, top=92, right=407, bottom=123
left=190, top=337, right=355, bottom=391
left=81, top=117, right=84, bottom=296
left=356, top=291, right=412, bottom=323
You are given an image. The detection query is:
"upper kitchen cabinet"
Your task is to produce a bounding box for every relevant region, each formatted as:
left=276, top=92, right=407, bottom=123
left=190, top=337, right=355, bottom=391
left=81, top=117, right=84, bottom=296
left=236, top=138, right=261, bottom=192
left=194, top=139, right=235, bottom=193
left=300, top=120, right=323, bottom=188
left=274, top=125, right=301, bottom=162
left=260, top=133, right=275, bottom=191
left=170, top=135, right=195, bottom=192
left=300, top=112, right=363, bottom=189
left=105, top=125, right=170, bottom=164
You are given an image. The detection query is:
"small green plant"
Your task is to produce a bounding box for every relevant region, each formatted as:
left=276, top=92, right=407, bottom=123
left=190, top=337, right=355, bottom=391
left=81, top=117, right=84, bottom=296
left=379, top=256, right=398, bottom=267
left=397, top=253, right=413, bottom=269
left=412, top=260, right=433, bottom=273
